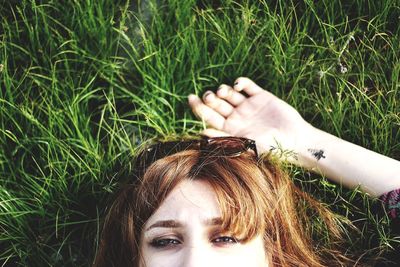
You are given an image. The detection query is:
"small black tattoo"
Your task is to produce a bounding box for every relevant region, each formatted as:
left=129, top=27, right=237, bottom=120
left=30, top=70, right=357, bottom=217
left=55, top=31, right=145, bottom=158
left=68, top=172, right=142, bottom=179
left=308, top=149, right=326, bottom=160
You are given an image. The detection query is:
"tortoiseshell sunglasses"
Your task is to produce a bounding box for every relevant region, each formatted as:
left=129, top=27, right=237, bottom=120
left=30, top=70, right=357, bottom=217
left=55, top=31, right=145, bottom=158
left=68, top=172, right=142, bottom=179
left=134, top=136, right=258, bottom=177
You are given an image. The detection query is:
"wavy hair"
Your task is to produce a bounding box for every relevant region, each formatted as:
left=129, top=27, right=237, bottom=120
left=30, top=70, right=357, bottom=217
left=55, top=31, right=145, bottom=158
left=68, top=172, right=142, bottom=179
left=93, top=148, right=353, bottom=266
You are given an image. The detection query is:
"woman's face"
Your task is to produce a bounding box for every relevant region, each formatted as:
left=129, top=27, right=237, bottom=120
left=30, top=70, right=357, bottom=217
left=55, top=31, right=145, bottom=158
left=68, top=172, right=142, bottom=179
left=140, top=180, right=268, bottom=267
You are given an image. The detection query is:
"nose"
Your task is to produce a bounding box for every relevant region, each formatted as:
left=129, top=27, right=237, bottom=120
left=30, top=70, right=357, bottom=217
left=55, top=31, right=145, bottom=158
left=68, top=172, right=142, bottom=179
left=180, top=246, right=220, bottom=267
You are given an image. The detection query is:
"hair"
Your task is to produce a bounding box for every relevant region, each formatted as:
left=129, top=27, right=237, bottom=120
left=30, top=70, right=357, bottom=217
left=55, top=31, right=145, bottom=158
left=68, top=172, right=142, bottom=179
left=93, top=149, right=354, bottom=267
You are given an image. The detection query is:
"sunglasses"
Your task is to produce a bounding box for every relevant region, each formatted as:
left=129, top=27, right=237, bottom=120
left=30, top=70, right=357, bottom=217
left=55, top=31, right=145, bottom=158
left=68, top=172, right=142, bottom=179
left=134, top=136, right=258, bottom=177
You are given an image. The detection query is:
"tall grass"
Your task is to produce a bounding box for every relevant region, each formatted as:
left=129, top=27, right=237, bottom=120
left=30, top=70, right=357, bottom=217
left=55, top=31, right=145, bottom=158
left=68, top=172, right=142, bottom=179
left=1, top=0, right=399, bottom=266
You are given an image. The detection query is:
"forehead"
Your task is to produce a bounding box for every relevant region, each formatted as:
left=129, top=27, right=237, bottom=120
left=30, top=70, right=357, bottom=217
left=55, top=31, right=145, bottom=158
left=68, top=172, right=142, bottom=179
left=145, top=180, right=221, bottom=224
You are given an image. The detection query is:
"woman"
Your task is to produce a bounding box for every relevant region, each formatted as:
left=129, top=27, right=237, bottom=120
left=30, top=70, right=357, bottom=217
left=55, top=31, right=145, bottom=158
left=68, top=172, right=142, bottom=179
left=94, top=77, right=400, bottom=266
left=94, top=137, right=350, bottom=266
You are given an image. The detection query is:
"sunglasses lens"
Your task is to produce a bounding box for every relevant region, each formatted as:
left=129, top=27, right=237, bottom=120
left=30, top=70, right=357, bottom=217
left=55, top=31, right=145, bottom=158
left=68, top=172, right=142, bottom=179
left=136, top=137, right=257, bottom=178
left=142, top=140, right=201, bottom=165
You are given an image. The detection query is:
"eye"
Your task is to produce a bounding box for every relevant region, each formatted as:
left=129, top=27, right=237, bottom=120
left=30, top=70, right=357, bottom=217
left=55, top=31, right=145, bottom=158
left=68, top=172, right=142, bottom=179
left=149, top=238, right=181, bottom=248
left=212, top=236, right=238, bottom=245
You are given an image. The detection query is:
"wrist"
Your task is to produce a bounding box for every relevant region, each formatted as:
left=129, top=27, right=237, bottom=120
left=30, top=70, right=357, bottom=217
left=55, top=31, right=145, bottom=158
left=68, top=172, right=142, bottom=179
left=292, top=124, right=327, bottom=169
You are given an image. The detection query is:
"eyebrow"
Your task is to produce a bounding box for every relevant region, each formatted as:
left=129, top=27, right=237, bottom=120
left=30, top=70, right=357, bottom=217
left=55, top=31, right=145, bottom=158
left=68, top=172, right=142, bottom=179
left=146, top=217, right=223, bottom=231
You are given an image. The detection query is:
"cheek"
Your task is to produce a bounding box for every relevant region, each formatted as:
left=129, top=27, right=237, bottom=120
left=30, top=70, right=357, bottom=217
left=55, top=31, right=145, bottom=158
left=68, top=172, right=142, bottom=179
left=228, top=236, right=268, bottom=267
left=140, top=246, right=180, bottom=267
left=140, top=254, right=180, bottom=267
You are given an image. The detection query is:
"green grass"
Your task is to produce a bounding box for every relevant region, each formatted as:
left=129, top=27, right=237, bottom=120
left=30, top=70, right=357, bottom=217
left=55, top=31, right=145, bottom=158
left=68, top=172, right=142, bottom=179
left=1, top=0, right=399, bottom=266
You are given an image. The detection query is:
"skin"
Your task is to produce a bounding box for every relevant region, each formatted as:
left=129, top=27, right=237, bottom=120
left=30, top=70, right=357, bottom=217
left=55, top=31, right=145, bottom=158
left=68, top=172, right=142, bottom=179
left=188, top=77, right=400, bottom=197
left=188, top=78, right=308, bottom=158
left=140, top=180, right=268, bottom=267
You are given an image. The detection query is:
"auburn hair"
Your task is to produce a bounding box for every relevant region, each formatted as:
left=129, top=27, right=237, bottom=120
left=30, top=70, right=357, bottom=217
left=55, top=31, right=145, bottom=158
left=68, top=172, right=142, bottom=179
left=93, top=149, right=353, bottom=266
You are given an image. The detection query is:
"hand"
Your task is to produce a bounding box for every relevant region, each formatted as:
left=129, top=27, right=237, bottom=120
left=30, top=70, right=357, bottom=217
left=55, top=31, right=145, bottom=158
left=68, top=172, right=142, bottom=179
left=188, top=77, right=313, bottom=158
left=189, top=77, right=400, bottom=196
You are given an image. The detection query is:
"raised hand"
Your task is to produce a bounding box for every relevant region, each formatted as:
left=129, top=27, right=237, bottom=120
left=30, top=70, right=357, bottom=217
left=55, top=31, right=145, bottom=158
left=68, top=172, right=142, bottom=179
left=188, top=77, right=313, bottom=157
left=189, top=77, right=400, bottom=196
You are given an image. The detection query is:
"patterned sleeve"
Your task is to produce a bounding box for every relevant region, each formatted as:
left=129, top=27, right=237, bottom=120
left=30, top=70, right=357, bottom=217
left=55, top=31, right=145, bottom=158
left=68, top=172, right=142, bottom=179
left=379, top=188, right=400, bottom=220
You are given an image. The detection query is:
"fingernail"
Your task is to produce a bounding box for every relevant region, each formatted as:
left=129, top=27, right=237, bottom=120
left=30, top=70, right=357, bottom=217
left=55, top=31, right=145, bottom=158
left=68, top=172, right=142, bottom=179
left=217, top=86, right=228, bottom=96
left=203, top=91, right=214, bottom=101
left=188, top=94, right=197, bottom=102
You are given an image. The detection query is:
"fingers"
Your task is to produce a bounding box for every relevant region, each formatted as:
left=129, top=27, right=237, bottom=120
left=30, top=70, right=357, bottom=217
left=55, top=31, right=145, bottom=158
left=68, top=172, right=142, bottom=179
left=188, top=94, right=225, bottom=130
left=233, top=77, right=264, bottom=96
left=188, top=77, right=266, bottom=131
left=216, top=84, right=246, bottom=106
left=201, top=128, right=230, bottom=137
left=202, top=90, right=234, bottom=117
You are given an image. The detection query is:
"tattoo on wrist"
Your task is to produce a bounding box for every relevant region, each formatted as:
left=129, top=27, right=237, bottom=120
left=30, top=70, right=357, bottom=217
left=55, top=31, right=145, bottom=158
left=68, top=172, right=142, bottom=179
left=308, top=149, right=326, bottom=160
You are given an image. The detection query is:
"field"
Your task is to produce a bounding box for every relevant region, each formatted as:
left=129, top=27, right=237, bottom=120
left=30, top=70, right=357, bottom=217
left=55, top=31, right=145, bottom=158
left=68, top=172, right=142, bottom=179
left=1, top=0, right=399, bottom=266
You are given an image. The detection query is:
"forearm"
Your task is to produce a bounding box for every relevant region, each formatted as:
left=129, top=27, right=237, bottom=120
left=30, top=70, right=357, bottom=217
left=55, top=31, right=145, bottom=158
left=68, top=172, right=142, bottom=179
left=293, top=126, right=400, bottom=197
left=188, top=76, right=400, bottom=197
